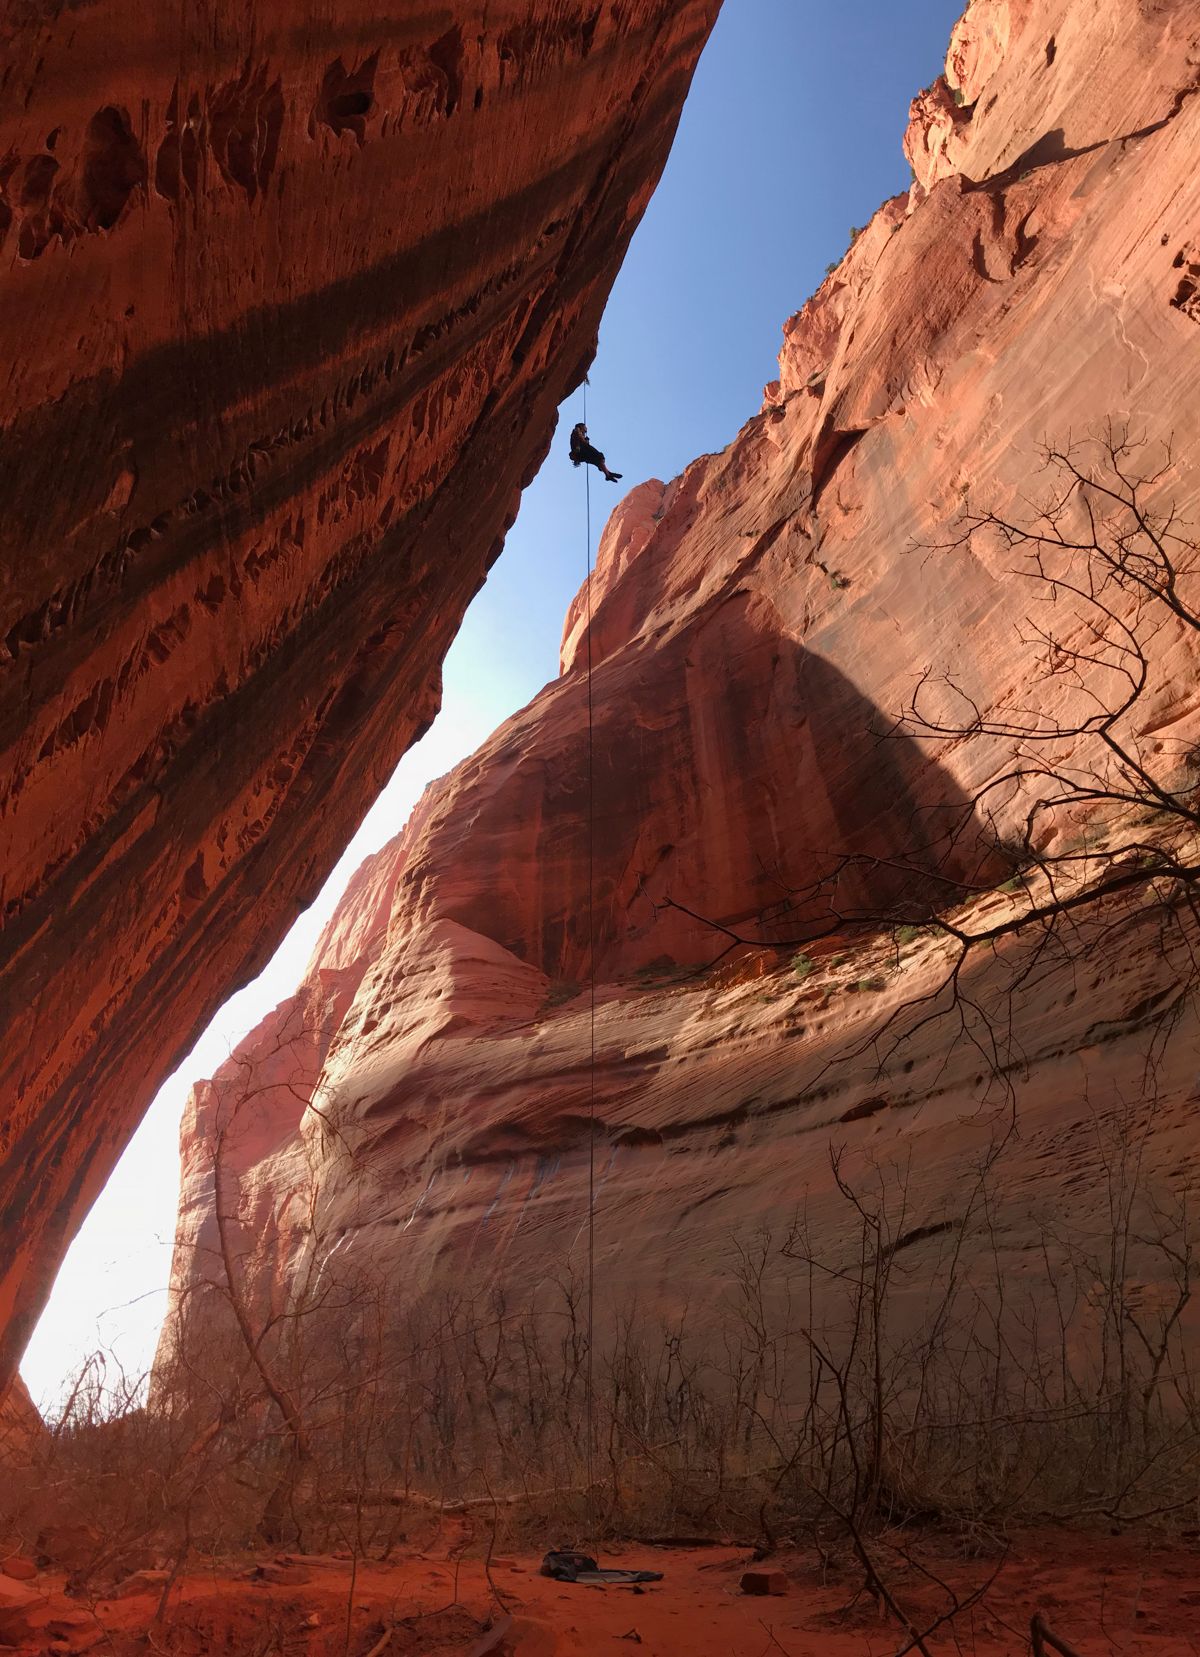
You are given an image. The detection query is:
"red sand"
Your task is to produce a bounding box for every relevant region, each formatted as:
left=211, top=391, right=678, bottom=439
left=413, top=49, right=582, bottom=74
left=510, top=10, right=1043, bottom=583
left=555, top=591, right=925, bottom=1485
left=12, top=1531, right=1200, bottom=1655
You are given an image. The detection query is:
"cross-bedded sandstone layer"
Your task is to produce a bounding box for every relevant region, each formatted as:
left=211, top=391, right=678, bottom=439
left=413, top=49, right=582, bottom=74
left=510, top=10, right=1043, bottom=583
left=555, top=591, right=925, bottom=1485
left=0, top=0, right=721, bottom=1397
left=160, top=0, right=1200, bottom=1370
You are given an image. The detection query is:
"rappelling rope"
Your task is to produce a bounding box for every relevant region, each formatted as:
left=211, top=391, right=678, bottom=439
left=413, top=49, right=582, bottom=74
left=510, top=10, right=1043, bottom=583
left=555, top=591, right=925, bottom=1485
left=582, top=378, right=598, bottom=1537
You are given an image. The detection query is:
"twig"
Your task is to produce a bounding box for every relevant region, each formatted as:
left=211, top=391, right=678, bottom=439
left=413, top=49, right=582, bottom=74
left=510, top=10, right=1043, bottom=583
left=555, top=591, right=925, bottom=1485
left=1031, top=1611, right=1086, bottom=1657
left=361, top=1626, right=395, bottom=1657
left=890, top=1553, right=1007, bottom=1657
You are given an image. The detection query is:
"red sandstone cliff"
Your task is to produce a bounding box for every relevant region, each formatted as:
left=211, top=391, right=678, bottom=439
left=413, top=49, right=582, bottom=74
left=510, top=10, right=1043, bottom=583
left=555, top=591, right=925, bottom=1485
left=160, top=0, right=1200, bottom=1366
left=0, top=1378, right=42, bottom=1460
left=0, top=0, right=721, bottom=1396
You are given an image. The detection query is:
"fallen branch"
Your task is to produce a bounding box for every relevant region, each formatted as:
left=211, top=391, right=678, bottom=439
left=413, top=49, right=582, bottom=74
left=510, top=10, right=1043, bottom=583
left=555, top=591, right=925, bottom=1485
left=362, top=1625, right=395, bottom=1657
left=467, top=1617, right=515, bottom=1657
left=890, top=1553, right=1006, bottom=1657
left=326, top=1482, right=598, bottom=1513
left=1031, top=1612, right=1085, bottom=1657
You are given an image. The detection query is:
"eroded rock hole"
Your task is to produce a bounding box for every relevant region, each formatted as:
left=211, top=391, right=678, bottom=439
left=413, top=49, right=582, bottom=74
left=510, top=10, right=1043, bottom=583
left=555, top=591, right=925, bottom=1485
left=79, top=106, right=146, bottom=231
left=16, top=152, right=60, bottom=258
left=395, top=31, right=463, bottom=124
left=210, top=65, right=285, bottom=201
left=155, top=88, right=204, bottom=203
left=426, top=28, right=465, bottom=117
left=1172, top=268, right=1199, bottom=320
left=19, top=152, right=58, bottom=209
left=313, top=53, right=379, bottom=142
left=332, top=90, right=372, bottom=118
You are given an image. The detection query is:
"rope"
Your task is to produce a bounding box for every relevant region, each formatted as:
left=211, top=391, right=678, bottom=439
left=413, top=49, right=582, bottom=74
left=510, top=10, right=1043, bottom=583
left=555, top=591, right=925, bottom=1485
left=582, top=379, right=597, bottom=1537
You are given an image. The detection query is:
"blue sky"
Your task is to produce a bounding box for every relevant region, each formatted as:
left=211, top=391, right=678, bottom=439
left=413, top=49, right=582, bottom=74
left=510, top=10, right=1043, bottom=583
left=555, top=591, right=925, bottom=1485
left=21, top=0, right=965, bottom=1407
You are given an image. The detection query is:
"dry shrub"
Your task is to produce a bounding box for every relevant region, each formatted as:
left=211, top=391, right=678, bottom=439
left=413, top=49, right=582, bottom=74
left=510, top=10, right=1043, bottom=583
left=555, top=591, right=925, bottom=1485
left=6, top=1110, right=1195, bottom=1590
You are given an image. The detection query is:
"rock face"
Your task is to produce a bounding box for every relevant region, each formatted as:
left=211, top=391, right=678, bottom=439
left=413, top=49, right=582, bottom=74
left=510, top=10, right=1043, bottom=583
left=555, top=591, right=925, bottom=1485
left=161, top=0, right=1200, bottom=1365
left=0, top=1377, right=42, bottom=1460
left=0, top=0, right=721, bottom=1396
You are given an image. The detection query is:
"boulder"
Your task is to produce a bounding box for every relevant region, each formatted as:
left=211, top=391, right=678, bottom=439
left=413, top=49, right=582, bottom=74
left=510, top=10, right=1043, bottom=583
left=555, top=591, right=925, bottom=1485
left=740, top=1570, right=789, bottom=1597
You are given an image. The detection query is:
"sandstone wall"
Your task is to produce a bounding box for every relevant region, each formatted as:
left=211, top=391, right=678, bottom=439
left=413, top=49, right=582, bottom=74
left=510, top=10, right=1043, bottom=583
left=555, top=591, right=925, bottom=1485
left=0, top=0, right=721, bottom=1397
left=159, top=0, right=1200, bottom=1365
left=0, top=1377, right=43, bottom=1459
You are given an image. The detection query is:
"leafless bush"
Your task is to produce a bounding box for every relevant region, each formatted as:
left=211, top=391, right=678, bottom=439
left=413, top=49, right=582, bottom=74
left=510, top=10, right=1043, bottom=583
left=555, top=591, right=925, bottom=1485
left=1, top=1107, right=1194, bottom=1657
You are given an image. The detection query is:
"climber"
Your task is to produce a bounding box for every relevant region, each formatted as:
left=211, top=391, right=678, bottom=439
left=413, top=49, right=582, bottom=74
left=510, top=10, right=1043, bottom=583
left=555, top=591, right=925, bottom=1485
left=569, top=421, right=622, bottom=483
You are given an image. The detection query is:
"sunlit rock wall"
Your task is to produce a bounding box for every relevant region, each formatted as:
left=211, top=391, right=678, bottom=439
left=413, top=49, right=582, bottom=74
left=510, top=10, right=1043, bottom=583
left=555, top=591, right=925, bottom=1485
left=0, top=0, right=721, bottom=1398
left=160, top=0, right=1200, bottom=1367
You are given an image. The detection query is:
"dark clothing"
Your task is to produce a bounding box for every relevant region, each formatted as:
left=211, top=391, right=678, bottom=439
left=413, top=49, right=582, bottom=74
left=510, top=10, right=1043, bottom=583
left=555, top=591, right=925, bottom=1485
left=573, top=436, right=608, bottom=470
left=569, top=421, right=622, bottom=482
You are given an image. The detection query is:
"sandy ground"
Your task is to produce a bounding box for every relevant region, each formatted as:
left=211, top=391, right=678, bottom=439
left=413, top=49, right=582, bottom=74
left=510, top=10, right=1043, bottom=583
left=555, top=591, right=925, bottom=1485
left=11, top=1528, right=1200, bottom=1655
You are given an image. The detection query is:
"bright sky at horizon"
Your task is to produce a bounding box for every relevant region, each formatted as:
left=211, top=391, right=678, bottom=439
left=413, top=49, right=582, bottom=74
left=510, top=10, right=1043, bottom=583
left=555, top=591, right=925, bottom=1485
left=20, top=0, right=966, bottom=1412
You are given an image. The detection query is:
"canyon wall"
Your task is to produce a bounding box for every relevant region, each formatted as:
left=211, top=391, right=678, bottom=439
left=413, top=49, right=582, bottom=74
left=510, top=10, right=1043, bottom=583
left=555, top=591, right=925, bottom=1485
left=0, top=1, right=721, bottom=1396
left=160, top=0, right=1200, bottom=1371
left=0, top=1378, right=42, bottom=1460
